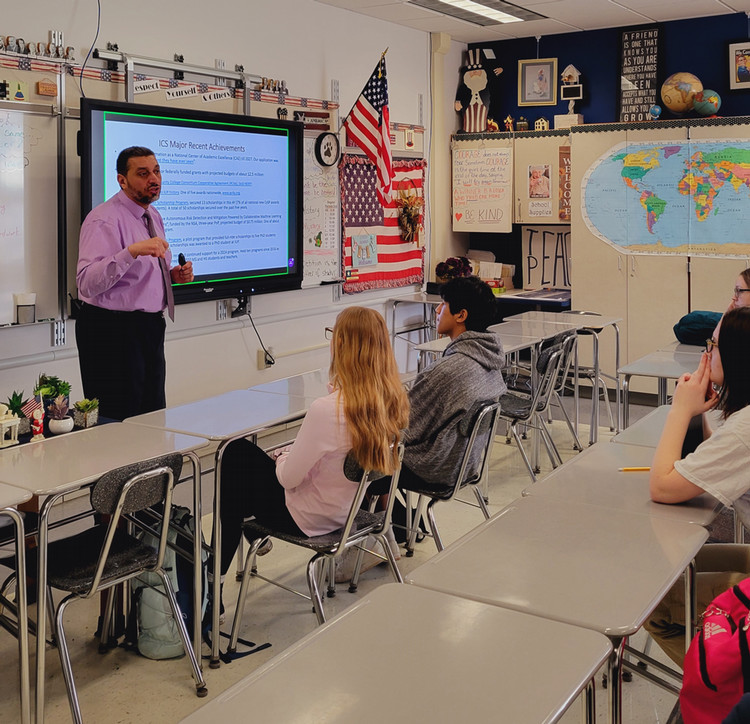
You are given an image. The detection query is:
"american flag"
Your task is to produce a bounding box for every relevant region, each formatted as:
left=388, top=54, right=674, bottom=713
left=342, top=56, right=394, bottom=207
left=341, top=155, right=424, bottom=293
left=20, top=396, right=42, bottom=418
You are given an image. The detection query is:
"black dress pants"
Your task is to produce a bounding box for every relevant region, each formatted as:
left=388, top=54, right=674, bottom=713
left=75, top=302, right=166, bottom=421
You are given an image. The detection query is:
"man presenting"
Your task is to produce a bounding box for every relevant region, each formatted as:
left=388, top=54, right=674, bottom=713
left=76, top=146, right=193, bottom=420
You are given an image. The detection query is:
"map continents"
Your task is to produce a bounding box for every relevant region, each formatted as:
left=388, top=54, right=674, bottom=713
left=582, top=140, right=750, bottom=255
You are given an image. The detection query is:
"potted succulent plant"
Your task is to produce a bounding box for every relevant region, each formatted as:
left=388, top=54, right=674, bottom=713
left=73, top=398, right=99, bottom=429
left=6, top=391, right=31, bottom=435
left=34, top=374, right=71, bottom=411
left=47, top=395, right=74, bottom=435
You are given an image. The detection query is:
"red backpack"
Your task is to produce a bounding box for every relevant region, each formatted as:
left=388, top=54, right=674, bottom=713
left=681, top=581, right=750, bottom=723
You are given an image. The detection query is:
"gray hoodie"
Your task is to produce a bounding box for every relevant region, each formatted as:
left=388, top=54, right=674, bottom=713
left=404, top=330, right=507, bottom=486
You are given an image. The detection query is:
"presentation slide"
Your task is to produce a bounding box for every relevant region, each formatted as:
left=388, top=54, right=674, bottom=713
left=100, top=114, right=292, bottom=278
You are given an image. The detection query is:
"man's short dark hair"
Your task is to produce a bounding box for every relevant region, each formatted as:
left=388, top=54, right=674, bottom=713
left=440, top=275, right=497, bottom=332
left=116, top=146, right=156, bottom=176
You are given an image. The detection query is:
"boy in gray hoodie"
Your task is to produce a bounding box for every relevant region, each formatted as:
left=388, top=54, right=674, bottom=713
left=400, top=276, right=507, bottom=490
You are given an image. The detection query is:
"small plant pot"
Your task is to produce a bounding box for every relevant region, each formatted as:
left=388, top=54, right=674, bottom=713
left=73, top=409, right=99, bottom=429
left=48, top=417, right=74, bottom=435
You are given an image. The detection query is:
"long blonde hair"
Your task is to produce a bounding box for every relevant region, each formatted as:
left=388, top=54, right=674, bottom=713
left=329, top=307, right=409, bottom=474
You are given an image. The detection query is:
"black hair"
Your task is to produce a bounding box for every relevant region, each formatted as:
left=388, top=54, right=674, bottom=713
left=440, top=275, right=497, bottom=332
left=715, top=306, right=750, bottom=419
left=116, top=146, right=156, bottom=176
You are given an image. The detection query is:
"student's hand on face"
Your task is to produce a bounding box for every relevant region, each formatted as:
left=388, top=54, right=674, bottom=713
left=671, top=353, right=718, bottom=416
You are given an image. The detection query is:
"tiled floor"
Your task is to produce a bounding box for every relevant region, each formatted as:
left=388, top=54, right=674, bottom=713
left=0, top=397, right=682, bottom=723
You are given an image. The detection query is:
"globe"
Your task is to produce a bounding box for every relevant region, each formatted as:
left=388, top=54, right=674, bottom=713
left=660, top=72, right=703, bottom=114
left=693, top=89, right=721, bottom=116
left=649, top=105, right=662, bottom=120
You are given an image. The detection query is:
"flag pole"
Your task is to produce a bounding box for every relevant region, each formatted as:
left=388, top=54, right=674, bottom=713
left=339, top=49, right=389, bottom=129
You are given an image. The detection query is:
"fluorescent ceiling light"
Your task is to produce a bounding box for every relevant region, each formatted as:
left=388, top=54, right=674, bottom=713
left=408, top=0, right=545, bottom=26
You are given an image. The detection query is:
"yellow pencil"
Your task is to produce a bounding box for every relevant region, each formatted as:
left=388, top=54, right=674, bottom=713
left=618, top=466, right=650, bottom=472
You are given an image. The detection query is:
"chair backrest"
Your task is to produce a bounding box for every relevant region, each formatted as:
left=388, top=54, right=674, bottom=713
left=86, top=453, right=183, bottom=595
left=446, top=400, right=501, bottom=502
left=334, top=441, right=405, bottom=550
left=529, top=342, right=568, bottom=416
left=549, top=332, right=577, bottom=396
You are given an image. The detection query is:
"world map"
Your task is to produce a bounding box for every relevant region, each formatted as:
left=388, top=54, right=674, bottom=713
left=582, top=140, right=750, bottom=255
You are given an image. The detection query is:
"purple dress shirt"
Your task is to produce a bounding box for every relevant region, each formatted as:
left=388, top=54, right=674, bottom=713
left=77, top=190, right=172, bottom=313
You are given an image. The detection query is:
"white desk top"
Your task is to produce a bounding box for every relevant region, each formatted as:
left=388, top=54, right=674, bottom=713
left=0, top=482, right=31, bottom=509
left=408, top=495, right=708, bottom=638
left=523, top=440, right=720, bottom=525
left=612, top=406, right=671, bottom=447
left=507, top=311, right=623, bottom=329
left=388, top=292, right=442, bottom=305
left=416, top=332, right=539, bottom=357
left=619, top=349, right=700, bottom=379
left=492, top=318, right=580, bottom=339
left=250, top=368, right=329, bottom=401
left=0, top=423, right=209, bottom=496
left=124, top=389, right=309, bottom=441
left=181, top=583, right=611, bottom=724
left=657, top=341, right=705, bottom=355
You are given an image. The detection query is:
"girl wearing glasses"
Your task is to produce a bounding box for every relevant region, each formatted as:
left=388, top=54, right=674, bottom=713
left=729, top=268, right=750, bottom=311
left=213, top=307, right=408, bottom=598
left=646, top=307, right=750, bottom=667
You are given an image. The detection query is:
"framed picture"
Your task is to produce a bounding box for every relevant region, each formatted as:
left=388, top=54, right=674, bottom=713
left=728, top=41, right=750, bottom=90
left=518, top=58, right=558, bottom=106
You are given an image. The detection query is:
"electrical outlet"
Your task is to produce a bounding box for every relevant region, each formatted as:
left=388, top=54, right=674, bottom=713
left=216, top=299, right=227, bottom=320
left=257, top=347, right=274, bottom=369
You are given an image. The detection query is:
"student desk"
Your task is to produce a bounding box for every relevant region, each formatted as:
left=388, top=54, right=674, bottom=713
left=521, top=440, right=721, bottom=527
left=0, top=423, right=209, bottom=723
left=0, top=483, right=31, bottom=724
left=657, top=341, right=704, bottom=355
left=181, top=583, right=612, bottom=724
left=507, top=311, right=623, bottom=443
left=125, top=389, right=311, bottom=668
left=407, top=495, right=708, bottom=724
left=413, top=331, right=540, bottom=371
left=387, top=292, right=442, bottom=350
left=619, top=349, right=701, bottom=428
left=249, top=368, right=328, bottom=401
left=611, top=405, right=671, bottom=448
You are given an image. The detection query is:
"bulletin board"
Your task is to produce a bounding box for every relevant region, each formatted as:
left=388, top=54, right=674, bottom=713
left=302, top=134, right=340, bottom=285
left=451, top=135, right=513, bottom=233
left=0, top=105, right=59, bottom=325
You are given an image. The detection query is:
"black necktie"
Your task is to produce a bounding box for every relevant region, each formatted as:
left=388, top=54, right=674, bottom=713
left=143, top=210, right=175, bottom=322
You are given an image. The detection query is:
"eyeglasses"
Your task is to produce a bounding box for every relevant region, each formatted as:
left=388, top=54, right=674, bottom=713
left=733, top=287, right=750, bottom=297
left=324, top=327, right=334, bottom=340
left=705, top=337, right=718, bottom=353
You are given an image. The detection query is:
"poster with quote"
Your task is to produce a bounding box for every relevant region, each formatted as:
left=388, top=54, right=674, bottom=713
left=451, top=139, right=513, bottom=233
left=619, top=25, right=662, bottom=122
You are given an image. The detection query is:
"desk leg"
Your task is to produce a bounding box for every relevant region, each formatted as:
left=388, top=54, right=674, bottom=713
left=2, top=507, right=30, bottom=724
left=608, top=637, right=625, bottom=724
left=589, top=332, right=600, bottom=446
left=685, top=559, right=697, bottom=654
left=186, top=451, right=203, bottom=665
left=622, top=374, right=631, bottom=429
left=613, top=324, right=622, bottom=433
left=210, top=444, right=227, bottom=669
left=584, top=679, right=596, bottom=724
left=658, top=378, right=668, bottom=406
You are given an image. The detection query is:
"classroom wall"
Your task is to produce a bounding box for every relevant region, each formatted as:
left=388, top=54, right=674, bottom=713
left=0, top=0, right=438, bottom=407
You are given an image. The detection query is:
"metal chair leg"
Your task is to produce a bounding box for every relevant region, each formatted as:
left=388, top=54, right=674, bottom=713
left=511, top=424, right=537, bottom=482
left=159, top=571, right=207, bottom=696
left=306, top=555, right=327, bottom=625
left=472, top=486, right=491, bottom=519
left=228, top=537, right=265, bottom=653
left=55, top=595, right=84, bottom=724
left=405, top=495, right=428, bottom=556
left=425, top=500, right=444, bottom=552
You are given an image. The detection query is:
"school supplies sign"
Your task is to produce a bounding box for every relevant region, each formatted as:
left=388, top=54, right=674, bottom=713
left=452, top=139, right=513, bottom=233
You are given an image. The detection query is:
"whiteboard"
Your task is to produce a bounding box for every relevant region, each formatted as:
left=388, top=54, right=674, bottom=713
left=302, top=135, right=340, bottom=285
left=451, top=137, right=513, bottom=233
left=0, top=108, right=58, bottom=325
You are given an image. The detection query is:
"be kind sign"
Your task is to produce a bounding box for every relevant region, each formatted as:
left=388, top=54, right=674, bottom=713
left=452, top=139, right=512, bottom=233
